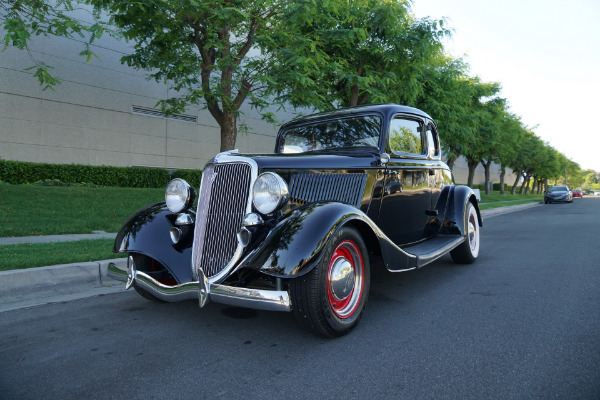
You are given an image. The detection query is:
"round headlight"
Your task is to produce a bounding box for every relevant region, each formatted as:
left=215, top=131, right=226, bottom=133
left=165, top=179, right=193, bottom=213
left=252, top=172, right=289, bottom=214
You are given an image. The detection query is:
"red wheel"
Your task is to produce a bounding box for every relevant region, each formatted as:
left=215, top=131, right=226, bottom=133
left=290, top=227, right=370, bottom=337
left=326, top=240, right=365, bottom=319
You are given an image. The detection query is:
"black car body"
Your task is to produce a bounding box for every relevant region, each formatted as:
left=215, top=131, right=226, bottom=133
left=544, top=185, right=573, bottom=203
left=109, top=104, right=482, bottom=337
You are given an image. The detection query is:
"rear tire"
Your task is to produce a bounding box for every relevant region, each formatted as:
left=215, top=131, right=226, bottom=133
left=289, top=227, right=370, bottom=338
left=450, top=202, right=480, bottom=264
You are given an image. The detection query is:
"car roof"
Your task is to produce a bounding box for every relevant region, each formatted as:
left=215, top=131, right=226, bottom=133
left=280, top=104, right=433, bottom=130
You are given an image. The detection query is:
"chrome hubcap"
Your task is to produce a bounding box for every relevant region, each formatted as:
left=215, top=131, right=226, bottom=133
left=329, top=258, right=355, bottom=301
left=468, top=219, right=476, bottom=250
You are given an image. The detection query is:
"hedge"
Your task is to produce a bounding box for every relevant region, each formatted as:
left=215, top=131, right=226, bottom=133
left=0, top=160, right=202, bottom=188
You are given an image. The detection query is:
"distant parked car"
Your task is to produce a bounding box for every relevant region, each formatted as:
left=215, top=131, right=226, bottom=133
left=582, top=191, right=588, bottom=195
left=572, top=189, right=583, bottom=198
left=595, top=191, right=600, bottom=196
left=544, top=186, right=573, bottom=204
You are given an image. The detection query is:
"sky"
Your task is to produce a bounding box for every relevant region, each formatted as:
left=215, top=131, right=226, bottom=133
left=411, top=0, right=600, bottom=172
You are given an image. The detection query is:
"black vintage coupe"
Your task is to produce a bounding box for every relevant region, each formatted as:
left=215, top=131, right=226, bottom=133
left=109, top=104, right=482, bottom=337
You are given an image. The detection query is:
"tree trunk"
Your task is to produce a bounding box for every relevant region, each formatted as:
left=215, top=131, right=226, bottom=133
left=467, top=159, right=478, bottom=188
left=482, top=160, right=492, bottom=195
left=220, top=112, right=238, bottom=152
left=446, top=155, right=457, bottom=173
left=511, top=172, right=521, bottom=195
left=531, top=178, right=537, bottom=194
left=349, top=64, right=363, bottom=107
left=499, top=165, right=506, bottom=195
left=519, top=174, right=530, bottom=194
left=349, top=84, right=359, bottom=106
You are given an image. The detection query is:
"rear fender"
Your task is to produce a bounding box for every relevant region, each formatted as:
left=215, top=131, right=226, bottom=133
left=114, top=203, right=194, bottom=284
left=441, top=185, right=482, bottom=235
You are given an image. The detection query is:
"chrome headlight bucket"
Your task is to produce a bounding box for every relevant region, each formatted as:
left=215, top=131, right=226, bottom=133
left=165, top=178, right=195, bottom=213
left=252, top=172, right=289, bottom=214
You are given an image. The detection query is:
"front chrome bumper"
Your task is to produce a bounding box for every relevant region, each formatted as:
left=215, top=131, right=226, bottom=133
left=107, top=256, right=291, bottom=312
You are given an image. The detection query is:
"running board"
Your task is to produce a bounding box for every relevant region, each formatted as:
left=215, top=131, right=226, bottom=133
left=402, top=235, right=465, bottom=268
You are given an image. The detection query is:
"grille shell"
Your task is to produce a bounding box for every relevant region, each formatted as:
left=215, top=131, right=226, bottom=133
left=192, top=161, right=254, bottom=282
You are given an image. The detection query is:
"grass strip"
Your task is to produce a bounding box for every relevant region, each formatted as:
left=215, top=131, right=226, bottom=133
left=0, top=239, right=124, bottom=271
left=479, top=192, right=543, bottom=204
left=0, top=184, right=164, bottom=237
left=478, top=199, right=541, bottom=211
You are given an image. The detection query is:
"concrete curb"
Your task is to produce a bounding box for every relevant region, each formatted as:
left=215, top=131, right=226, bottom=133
left=0, top=258, right=127, bottom=313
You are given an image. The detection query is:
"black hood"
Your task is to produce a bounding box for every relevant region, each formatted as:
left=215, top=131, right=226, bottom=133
left=244, top=150, right=380, bottom=171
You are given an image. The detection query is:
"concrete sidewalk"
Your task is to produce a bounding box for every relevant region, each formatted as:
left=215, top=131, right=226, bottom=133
left=0, top=231, right=116, bottom=245
left=479, top=201, right=542, bottom=218
left=0, top=201, right=542, bottom=313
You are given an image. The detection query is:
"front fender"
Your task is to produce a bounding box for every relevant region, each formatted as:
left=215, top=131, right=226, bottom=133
left=238, top=202, right=418, bottom=278
left=114, top=203, right=194, bottom=284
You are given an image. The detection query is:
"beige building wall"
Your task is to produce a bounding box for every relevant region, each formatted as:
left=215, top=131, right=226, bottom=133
left=0, top=19, right=514, bottom=186
left=0, top=24, right=298, bottom=170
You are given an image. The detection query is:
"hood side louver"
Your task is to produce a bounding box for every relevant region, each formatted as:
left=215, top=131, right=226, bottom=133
left=289, top=173, right=367, bottom=208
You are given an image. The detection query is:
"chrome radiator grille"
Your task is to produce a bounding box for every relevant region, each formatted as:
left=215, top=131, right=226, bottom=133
left=193, top=162, right=252, bottom=279
left=289, top=173, right=367, bottom=208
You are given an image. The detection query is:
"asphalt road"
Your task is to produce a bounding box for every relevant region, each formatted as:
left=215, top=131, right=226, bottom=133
left=1, top=198, right=599, bottom=400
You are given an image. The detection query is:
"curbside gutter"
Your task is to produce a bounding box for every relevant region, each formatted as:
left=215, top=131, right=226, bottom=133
left=0, top=202, right=543, bottom=313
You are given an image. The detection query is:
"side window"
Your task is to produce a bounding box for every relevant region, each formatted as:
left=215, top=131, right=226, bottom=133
left=389, top=118, right=425, bottom=155
left=426, top=128, right=438, bottom=158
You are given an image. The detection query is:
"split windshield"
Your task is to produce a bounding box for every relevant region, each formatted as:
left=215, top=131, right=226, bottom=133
left=279, top=115, right=382, bottom=153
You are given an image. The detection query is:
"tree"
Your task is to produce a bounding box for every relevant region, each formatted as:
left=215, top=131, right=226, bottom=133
left=584, top=171, right=599, bottom=188
left=91, top=0, right=288, bottom=152
left=265, top=0, right=448, bottom=110
left=495, top=113, right=524, bottom=194
left=411, top=56, right=489, bottom=173
left=458, top=79, right=502, bottom=188
left=476, top=97, right=506, bottom=194
left=1, top=0, right=110, bottom=90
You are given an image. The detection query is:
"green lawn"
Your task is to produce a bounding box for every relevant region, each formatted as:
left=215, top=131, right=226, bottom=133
left=0, top=239, right=125, bottom=271
left=0, top=184, right=164, bottom=237
left=478, top=192, right=543, bottom=210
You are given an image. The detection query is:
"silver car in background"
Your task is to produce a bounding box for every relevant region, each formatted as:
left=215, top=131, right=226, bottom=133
left=544, top=186, right=573, bottom=204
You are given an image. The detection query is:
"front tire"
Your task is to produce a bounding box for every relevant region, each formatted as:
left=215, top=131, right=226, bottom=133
left=130, top=253, right=166, bottom=303
left=450, top=201, right=480, bottom=264
left=289, top=227, right=370, bottom=338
